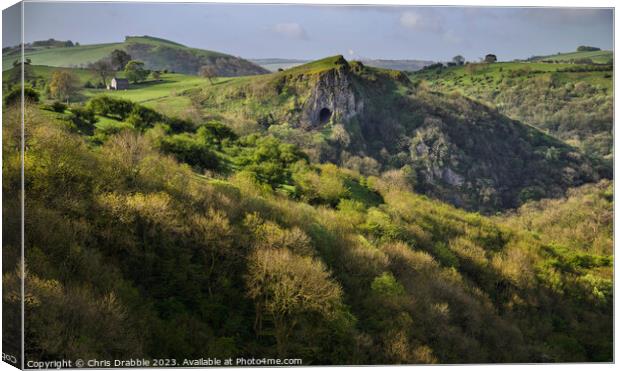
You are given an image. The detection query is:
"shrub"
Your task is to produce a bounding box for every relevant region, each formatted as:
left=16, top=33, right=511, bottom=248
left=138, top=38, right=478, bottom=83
left=50, top=101, right=67, bottom=113
left=4, top=86, right=39, bottom=106
left=67, top=107, right=98, bottom=135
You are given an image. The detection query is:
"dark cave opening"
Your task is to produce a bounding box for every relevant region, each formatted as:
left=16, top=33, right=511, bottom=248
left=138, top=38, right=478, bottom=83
left=319, top=108, right=332, bottom=124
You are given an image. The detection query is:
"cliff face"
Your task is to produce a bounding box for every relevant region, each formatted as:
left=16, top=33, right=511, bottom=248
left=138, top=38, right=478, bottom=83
left=300, top=64, right=363, bottom=128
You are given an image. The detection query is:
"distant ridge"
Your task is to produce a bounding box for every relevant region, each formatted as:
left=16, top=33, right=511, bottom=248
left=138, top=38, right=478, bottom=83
left=251, top=57, right=435, bottom=72
left=2, top=35, right=268, bottom=76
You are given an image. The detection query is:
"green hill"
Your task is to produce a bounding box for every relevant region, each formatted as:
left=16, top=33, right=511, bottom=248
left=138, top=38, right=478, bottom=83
left=531, top=49, right=612, bottom=64
left=410, top=61, right=613, bottom=161
left=3, top=35, right=268, bottom=76
left=3, top=96, right=612, bottom=363
left=177, top=56, right=605, bottom=212
left=6, top=56, right=609, bottom=213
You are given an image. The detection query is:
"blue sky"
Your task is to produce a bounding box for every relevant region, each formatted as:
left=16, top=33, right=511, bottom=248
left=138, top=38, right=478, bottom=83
left=4, top=3, right=614, bottom=61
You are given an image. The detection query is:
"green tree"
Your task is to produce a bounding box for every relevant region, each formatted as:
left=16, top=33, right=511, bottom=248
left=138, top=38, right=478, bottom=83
left=452, top=55, right=465, bottom=65
left=4, top=86, right=39, bottom=106
left=109, top=49, right=132, bottom=71
left=124, top=61, right=149, bottom=84
left=246, top=247, right=343, bottom=356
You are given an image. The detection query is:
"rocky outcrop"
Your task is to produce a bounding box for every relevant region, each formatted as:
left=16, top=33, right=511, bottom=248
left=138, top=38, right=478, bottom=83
left=300, top=60, right=363, bottom=128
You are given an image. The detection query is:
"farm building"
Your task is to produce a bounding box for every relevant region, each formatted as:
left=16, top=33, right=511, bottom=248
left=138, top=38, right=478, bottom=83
left=108, top=77, right=129, bottom=90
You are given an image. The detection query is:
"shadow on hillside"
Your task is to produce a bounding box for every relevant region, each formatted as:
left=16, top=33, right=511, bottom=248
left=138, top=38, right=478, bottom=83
left=127, top=79, right=178, bottom=89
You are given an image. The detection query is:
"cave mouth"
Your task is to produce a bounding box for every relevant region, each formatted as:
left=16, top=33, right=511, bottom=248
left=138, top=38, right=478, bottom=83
left=318, top=108, right=332, bottom=124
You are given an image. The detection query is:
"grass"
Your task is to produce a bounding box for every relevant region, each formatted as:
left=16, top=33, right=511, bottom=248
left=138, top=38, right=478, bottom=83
left=82, top=72, right=214, bottom=117
left=4, top=64, right=99, bottom=85
left=532, top=50, right=613, bottom=64
left=3, top=43, right=123, bottom=70
left=411, top=61, right=613, bottom=92
left=84, top=73, right=206, bottom=102
left=2, top=35, right=231, bottom=71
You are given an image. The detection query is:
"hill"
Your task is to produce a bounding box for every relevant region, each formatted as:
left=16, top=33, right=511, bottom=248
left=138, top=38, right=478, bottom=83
left=175, top=56, right=604, bottom=212
left=6, top=56, right=608, bottom=212
left=3, top=95, right=612, bottom=363
left=3, top=45, right=613, bottom=362
left=358, top=58, right=434, bottom=71
left=529, top=49, right=612, bottom=64
left=2, top=35, right=268, bottom=76
left=251, top=58, right=435, bottom=72
left=410, top=61, right=613, bottom=162
left=250, top=58, right=309, bottom=71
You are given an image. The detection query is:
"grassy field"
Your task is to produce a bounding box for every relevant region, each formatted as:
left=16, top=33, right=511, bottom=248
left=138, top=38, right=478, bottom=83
left=3, top=64, right=99, bottom=84
left=2, top=35, right=224, bottom=71
left=411, top=61, right=613, bottom=92
left=532, top=50, right=613, bottom=64
left=410, top=60, right=613, bottom=160
left=83, top=72, right=216, bottom=117
left=2, top=43, right=123, bottom=70
left=2, top=35, right=268, bottom=77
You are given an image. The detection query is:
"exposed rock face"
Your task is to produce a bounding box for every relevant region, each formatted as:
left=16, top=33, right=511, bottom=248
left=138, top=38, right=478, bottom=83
left=300, top=63, right=363, bottom=128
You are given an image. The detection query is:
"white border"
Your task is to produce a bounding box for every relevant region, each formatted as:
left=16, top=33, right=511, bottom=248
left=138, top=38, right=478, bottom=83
left=0, top=1, right=616, bottom=371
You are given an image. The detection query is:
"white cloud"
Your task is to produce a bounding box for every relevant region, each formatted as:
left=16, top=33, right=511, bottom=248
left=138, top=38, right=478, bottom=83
left=271, top=22, right=308, bottom=40
left=399, top=11, right=442, bottom=33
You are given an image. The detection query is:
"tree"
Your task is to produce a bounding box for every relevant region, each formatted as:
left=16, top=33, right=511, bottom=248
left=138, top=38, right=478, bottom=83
left=7, top=62, right=34, bottom=88
left=246, top=247, right=343, bottom=356
left=151, top=70, right=161, bottom=81
left=49, top=70, right=79, bottom=102
left=199, top=65, right=217, bottom=84
left=452, top=55, right=465, bottom=66
left=109, top=49, right=132, bottom=71
left=4, top=86, right=39, bottom=106
left=577, top=46, right=601, bottom=52
left=124, top=60, right=149, bottom=84
left=484, top=54, right=497, bottom=63
left=90, top=59, right=113, bottom=87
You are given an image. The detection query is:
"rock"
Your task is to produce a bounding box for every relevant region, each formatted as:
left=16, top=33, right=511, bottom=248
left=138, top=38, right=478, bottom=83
left=300, top=67, right=363, bottom=127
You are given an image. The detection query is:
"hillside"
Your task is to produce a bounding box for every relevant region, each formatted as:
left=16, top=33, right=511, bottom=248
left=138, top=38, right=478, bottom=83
left=178, top=56, right=604, bottom=212
left=3, top=97, right=612, bottom=363
left=530, top=49, right=613, bottom=64
left=410, top=61, right=613, bottom=162
left=2, top=36, right=268, bottom=76
left=251, top=58, right=434, bottom=72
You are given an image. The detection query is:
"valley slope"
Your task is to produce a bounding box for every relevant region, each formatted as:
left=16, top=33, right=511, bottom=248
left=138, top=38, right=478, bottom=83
left=410, top=57, right=613, bottom=162
left=180, top=56, right=606, bottom=212
left=2, top=48, right=613, bottom=364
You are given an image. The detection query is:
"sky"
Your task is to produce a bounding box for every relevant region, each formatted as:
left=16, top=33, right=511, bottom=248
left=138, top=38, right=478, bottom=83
left=3, top=2, right=614, bottom=62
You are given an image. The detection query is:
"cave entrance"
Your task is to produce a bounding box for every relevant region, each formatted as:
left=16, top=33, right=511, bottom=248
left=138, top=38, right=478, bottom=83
left=318, top=108, right=332, bottom=124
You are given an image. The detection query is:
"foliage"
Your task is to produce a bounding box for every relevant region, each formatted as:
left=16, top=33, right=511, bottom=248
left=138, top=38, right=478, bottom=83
left=411, top=61, right=613, bottom=161
left=89, top=59, right=114, bottom=87
left=124, top=60, right=150, bottom=84
left=4, top=86, right=40, bottom=106
left=67, top=107, right=98, bottom=135
left=109, top=49, right=132, bottom=71
left=49, top=70, right=79, bottom=102
left=4, top=104, right=612, bottom=364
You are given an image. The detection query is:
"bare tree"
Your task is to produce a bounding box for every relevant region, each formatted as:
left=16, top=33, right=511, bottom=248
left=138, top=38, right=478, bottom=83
left=199, top=65, right=217, bottom=85
left=90, top=59, right=113, bottom=88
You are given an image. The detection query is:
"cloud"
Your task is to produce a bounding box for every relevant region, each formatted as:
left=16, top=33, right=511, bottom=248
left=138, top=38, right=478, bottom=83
left=270, top=22, right=308, bottom=40
left=399, top=11, right=442, bottom=33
